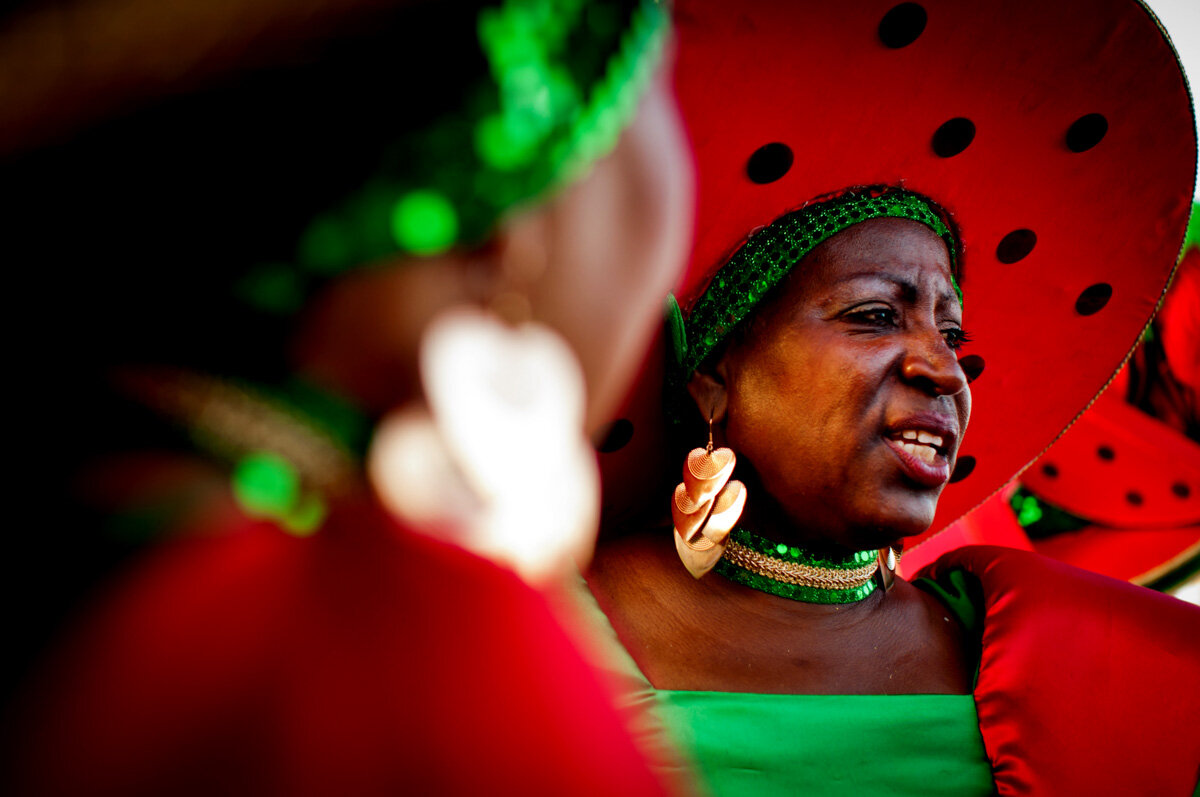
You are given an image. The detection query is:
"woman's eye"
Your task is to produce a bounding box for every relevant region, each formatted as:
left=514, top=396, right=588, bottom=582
left=941, top=327, right=972, bottom=350
left=847, top=306, right=897, bottom=326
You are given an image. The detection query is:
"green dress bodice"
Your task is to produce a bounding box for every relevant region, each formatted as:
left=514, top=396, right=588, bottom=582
left=653, top=688, right=994, bottom=796
left=572, top=570, right=996, bottom=796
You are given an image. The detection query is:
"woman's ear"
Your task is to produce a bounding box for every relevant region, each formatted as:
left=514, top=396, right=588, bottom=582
left=686, top=360, right=729, bottom=424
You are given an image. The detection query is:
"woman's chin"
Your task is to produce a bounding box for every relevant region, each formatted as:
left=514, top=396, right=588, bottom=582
left=846, top=501, right=936, bottom=549
left=848, top=527, right=915, bottom=552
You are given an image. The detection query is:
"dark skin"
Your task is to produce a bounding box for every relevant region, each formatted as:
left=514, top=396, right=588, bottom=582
left=589, top=218, right=975, bottom=695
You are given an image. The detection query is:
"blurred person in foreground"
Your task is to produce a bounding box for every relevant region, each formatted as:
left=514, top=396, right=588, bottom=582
left=1, top=0, right=692, bottom=794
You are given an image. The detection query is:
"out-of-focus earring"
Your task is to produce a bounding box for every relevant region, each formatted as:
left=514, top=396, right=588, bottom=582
left=368, top=306, right=598, bottom=585
left=369, top=236, right=599, bottom=585
left=672, top=416, right=746, bottom=578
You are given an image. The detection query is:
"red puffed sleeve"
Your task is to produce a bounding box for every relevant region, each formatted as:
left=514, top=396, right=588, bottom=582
left=920, top=545, right=1200, bottom=796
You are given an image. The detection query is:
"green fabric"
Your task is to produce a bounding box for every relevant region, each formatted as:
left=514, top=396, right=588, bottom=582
left=655, top=690, right=995, bottom=797
left=579, top=567, right=995, bottom=796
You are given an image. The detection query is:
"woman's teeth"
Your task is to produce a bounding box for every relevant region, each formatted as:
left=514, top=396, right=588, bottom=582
left=898, top=441, right=937, bottom=464
left=895, top=430, right=944, bottom=463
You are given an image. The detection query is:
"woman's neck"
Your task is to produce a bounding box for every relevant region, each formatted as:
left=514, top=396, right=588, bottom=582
left=587, top=531, right=974, bottom=695
left=735, top=488, right=904, bottom=561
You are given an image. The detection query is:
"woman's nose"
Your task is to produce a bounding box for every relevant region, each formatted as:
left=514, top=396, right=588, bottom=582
left=900, top=332, right=968, bottom=396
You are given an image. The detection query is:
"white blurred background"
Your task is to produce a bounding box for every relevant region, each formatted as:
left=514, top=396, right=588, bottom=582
left=1149, top=0, right=1200, bottom=604
left=1150, top=0, right=1200, bottom=200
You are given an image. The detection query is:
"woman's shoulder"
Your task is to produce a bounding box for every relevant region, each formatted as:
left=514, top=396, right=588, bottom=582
left=919, top=543, right=1199, bottom=628
left=586, top=531, right=711, bottom=680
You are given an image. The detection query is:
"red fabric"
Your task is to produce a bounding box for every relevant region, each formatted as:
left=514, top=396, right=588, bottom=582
left=902, top=481, right=1200, bottom=585
left=10, top=498, right=669, bottom=796
left=921, top=545, right=1200, bottom=796
left=1031, top=525, right=1200, bottom=584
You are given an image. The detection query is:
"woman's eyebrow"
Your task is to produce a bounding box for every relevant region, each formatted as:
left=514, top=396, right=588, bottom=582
left=841, top=272, right=918, bottom=302
left=842, top=271, right=958, bottom=306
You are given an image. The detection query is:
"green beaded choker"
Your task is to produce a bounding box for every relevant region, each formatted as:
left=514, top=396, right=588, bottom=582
left=667, top=186, right=961, bottom=383
left=714, top=528, right=887, bottom=604
left=117, top=368, right=371, bottom=536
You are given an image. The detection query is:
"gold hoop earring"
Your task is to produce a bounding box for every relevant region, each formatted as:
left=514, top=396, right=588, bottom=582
left=672, top=416, right=746, bottom=578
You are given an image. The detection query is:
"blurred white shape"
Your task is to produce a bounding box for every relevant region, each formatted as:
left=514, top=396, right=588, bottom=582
left=369, top=406, right=483, bottom=529
left=1171, top=570, right=1200, bottom=606
left=370, top=307, right=598, bottom=583
left=1148, top=0, right=1200, bottom=200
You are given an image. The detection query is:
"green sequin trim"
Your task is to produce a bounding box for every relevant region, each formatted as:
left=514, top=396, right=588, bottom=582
left=242, top=0, right=669, bottom=315
left=674, top=187, right=961, bottom=380
left=714, top=527, right=880, bottom=605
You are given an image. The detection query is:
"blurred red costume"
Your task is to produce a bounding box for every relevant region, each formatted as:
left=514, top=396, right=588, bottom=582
left=11, top=497, right=668, bottom=796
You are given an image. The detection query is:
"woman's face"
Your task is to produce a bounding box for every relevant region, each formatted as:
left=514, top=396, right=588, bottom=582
left=711, top=217, right=971, bottom=550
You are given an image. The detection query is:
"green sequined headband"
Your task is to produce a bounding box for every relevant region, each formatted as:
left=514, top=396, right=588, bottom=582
left=239, top=0, right=670, bottom=314
left=667, top=187, right=962, bottom=381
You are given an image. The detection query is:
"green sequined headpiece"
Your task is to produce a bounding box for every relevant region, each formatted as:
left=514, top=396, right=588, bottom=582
left=239, top=0, right=670, bottom=314
left=666, top=186, right=962, bottom=385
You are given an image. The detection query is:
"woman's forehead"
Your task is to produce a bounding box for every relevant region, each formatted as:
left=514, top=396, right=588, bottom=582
left=804, top=219, right=955, bottom=293
left=819, top=217, right=950, bottom=263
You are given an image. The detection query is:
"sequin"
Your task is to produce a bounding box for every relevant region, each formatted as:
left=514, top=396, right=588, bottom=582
left=391, top=190, right=460, bottom=254
left=234, top=451, right=300, bottom=516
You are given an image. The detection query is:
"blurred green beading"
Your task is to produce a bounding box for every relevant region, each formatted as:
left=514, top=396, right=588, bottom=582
left=241, top=0, right=670, bottom=314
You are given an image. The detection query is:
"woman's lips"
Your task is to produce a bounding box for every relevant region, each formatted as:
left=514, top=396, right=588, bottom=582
left=883, top=435, right=952, bottom=488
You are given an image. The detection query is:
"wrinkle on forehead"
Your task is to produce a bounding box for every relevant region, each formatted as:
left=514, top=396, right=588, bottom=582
left=801, top=219, right=956, bottom=302
left=825, top=272, right=961, bottom=311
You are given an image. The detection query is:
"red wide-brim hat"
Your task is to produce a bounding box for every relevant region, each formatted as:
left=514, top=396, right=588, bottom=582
left=599, top=0, right=1196, bottom=549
